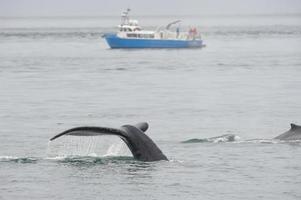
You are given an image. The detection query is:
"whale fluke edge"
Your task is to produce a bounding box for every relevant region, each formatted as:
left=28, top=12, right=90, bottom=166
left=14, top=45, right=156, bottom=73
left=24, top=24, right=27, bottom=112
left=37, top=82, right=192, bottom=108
left=274, top=123, right=301, bottom=140
left=50, top=122, right=167, bottom=162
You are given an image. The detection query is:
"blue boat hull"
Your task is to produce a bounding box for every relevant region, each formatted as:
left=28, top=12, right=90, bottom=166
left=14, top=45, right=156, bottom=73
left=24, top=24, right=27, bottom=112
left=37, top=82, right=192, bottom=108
left=104, top=34, right=203, bottom=49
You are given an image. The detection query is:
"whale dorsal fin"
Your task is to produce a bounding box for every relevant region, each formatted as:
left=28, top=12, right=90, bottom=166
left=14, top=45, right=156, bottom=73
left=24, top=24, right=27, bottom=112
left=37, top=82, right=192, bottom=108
left=290, top=123, right=300, bottom=130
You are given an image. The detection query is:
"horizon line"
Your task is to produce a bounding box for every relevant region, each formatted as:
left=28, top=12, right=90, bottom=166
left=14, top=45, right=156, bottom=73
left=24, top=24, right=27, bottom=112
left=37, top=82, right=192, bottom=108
left=1, top=12, right=301, bottom=19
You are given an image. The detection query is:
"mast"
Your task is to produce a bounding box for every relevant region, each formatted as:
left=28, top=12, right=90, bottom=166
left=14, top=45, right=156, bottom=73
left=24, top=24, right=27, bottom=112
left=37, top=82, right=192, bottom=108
left=121, top=8, right=131, bottom=26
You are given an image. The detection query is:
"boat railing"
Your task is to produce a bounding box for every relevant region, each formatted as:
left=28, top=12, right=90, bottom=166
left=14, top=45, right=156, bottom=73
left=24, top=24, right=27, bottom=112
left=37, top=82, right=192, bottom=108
left=157, top=31, right=200, bottom=40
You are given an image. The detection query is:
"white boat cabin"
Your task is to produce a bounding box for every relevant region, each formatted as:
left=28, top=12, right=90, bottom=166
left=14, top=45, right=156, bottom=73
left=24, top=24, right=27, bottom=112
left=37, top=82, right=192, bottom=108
left=116, top=9, right=200, bottom=40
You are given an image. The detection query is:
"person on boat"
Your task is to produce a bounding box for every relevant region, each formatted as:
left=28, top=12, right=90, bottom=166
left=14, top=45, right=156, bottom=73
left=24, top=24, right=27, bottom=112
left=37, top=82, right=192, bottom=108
left=160, top=31, right=164, bottom=39
left=188, top=27, right=193, bottom=39
left=191, top=27, right=197, bottom=40
left=176, top=26, right=180, bottom=38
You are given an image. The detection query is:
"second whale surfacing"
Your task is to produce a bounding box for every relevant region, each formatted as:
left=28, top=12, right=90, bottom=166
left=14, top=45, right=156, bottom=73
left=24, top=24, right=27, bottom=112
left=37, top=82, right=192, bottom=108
left=50, top=122, right=168, bottom=162
left=182, top=134, right=238, bottom=143
left=274, top=123, right=301, bottom=140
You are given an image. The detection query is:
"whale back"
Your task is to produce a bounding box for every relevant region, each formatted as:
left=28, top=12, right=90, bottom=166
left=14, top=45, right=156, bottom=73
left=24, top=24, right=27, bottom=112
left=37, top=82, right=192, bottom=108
left=274, top=123, right=301, bottom=140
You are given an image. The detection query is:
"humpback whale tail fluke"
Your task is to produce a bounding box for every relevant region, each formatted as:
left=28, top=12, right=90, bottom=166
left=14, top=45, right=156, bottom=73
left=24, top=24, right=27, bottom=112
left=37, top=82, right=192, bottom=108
left=290, top=123, right=300, bottom=130
left=274, top=123, right=301, bottom=140
left=134, top=122, right=149, bottom=132
left=49, top=126, right=124, bottom=141
left=49, top=122, right=167, bottom=162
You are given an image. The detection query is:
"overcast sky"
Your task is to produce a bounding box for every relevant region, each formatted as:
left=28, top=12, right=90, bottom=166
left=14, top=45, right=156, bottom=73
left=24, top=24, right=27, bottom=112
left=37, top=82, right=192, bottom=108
left=0, top=0, right=301, bottom=16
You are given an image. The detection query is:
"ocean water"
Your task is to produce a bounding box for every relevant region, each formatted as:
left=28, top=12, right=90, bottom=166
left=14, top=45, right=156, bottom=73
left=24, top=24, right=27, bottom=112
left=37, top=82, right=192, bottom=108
left=0, top=14, right=301, bottom=199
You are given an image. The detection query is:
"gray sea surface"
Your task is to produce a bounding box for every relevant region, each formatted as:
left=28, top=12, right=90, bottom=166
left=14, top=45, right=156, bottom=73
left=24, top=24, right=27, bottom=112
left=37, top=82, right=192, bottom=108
left=0, top=14, right=301, bottom=200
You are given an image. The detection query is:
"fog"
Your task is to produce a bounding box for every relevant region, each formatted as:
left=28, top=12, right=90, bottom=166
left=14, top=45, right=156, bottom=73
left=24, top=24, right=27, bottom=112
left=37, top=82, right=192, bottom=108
left=0, top=0, right=301, bottom=17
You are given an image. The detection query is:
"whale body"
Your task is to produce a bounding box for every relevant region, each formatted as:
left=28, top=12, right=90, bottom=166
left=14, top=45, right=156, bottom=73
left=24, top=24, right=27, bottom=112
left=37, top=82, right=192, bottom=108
left=50, top=122, right=168, bottom=162
left=274, top=123, right=301, bottom=140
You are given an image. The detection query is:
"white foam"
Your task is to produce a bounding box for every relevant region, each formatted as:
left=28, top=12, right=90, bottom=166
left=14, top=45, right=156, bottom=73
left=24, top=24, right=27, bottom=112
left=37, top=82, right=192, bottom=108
left=0, top=155, right=19, bottom=160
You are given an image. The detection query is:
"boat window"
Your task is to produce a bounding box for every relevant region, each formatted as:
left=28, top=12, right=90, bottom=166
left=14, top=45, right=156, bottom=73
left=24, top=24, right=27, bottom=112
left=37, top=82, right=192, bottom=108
left=126, top=33, right=154, bottom=38
left=121, top=28, right=131, bottom=32
left=127, top=33, right=138, bottom=38
left=135, top=34, right=155, bottom=39
left=143, top=34, right=155, bottom=38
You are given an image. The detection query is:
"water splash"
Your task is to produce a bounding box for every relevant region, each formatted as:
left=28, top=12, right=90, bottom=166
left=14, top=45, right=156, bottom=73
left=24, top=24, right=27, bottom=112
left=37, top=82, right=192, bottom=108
left=47, top=135, right=131, bottom=158
left=182, top=134, right=240, bottom=143
left=0, top=156, right=38, bottom=163
left=103, top=141, right=128, bottom=157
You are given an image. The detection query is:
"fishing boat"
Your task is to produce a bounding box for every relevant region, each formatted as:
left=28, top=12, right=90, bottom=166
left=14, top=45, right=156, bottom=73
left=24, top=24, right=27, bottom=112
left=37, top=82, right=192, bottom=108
left=103, top=9, right=203, bottom=49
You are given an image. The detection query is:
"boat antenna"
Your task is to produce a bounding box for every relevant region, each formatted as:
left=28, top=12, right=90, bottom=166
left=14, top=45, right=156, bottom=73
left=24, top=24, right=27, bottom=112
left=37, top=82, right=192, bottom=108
left=121, top=8, right=131, bottom=25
